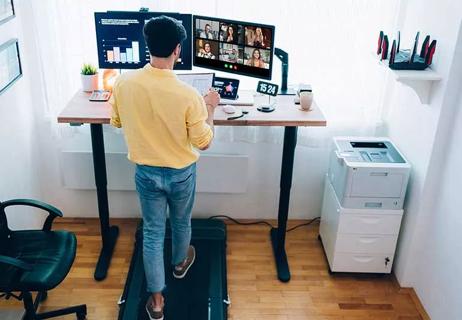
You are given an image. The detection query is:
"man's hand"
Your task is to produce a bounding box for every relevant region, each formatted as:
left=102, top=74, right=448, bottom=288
left=199, top=89, right=220, bottom=151
left=204, top=89, right=220, bottom=109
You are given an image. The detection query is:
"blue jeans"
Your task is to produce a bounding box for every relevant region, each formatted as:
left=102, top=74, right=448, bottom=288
left=135, top=162, right=196, bottom=293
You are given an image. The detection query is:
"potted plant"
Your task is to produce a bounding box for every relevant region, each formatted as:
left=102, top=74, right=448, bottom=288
left=81, top=63, right=99, bottom=92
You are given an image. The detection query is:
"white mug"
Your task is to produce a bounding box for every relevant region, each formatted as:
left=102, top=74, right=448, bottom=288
left=299, top=91, right=313, bottom=111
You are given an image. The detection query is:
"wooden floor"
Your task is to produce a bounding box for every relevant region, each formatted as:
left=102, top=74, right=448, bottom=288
left=0, top=218, right=427, bottom=320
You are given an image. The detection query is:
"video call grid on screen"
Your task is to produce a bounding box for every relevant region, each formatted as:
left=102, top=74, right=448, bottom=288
left=94, top=11, right=192, bottom=70
left=193, top=15, right=275, bottom=80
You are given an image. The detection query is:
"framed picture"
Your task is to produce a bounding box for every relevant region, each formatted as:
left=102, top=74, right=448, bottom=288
left=0, top=39, right=22, bottom=95
left=0, top=0, right=15, bottom=25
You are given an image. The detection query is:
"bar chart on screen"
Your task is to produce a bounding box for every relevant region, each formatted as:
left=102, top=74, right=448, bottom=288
left=103, top=39, right=140, bottom=64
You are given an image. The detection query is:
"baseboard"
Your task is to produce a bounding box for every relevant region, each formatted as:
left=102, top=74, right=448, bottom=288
left=392, top=276, right=431, bottom=320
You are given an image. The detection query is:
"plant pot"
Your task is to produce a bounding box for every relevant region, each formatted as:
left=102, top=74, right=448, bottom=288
left=81, top=73, right=99, bottom=92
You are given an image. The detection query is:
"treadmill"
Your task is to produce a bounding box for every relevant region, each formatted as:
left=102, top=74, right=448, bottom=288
left=118, top=219, right=228, bottom=320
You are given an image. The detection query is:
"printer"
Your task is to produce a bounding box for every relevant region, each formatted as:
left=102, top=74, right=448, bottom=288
left=328, top=137, right=411, bottom=210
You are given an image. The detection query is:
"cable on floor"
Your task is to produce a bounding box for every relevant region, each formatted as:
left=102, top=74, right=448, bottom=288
left=207, top=215, right=320, bottom=233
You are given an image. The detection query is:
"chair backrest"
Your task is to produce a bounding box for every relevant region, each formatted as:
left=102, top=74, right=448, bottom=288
left=0, top=202, right=11, bottom=252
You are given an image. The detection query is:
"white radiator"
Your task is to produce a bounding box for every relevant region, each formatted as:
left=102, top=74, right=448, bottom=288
left=60, top=151, right=248, bottom=193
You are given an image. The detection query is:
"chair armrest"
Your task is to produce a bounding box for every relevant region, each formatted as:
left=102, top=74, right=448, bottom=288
left=0, top=199, right=63, bottom=231
left=0, top=255, right=33, bottom=271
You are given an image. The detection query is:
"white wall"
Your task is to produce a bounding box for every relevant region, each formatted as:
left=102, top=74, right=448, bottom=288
left=382, top=0, right=462, bottom=318
left=0, top=5, right=43, bottom=229
left=384, top=0, right=462, bottom=284
left=411, top=81, right=462, bottom=320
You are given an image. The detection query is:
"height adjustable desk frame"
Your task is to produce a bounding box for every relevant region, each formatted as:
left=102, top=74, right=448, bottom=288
left=58, top=91, right=326, bottom=282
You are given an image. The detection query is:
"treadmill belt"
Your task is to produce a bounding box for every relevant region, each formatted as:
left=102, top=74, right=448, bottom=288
left=118, top=219, right=228, bottom=320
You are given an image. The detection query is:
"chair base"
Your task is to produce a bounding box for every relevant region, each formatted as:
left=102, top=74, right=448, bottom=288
left=23, top=291, right=87, bottom=320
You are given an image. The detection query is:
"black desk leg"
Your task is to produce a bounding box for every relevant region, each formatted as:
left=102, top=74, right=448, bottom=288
left=270, top=126, right=297, bottom=282
left=90, top=124, right=119, bottom=281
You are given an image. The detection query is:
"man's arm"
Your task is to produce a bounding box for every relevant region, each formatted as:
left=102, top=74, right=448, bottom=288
left=200, top=90, right=220, bottom=150
left=108, top=81, right=122, bottom=128
left=186, top=89, right=220, bottom=151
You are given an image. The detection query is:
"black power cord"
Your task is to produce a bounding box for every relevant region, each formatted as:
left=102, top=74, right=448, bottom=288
left=208, top=215, right=320, bottom=233
left=207, top=215, right=274, bottom=228
left=286, top=217, right=320, bottom=232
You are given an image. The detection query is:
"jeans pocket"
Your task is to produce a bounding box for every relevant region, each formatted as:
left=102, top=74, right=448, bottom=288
left=170, top=171, right=195, bottom=199
left=135, top=170, right=155, bottom=196
left=174, top=172, right=193, bottom=184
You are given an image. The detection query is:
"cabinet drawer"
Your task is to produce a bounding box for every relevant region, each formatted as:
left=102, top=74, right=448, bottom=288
left=335, top=234, right=398, bottom=253
left=338, top=214, right=402, bottom=235
left=332, top=253, right=393, bottom=273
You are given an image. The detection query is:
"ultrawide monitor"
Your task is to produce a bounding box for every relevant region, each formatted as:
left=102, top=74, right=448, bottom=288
left=193, top=15, right=275, bottom=79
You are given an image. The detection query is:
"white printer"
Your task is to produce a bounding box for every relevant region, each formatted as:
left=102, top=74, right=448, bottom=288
left=319, top=137, right=411, bottom=273
left=328, top=137, right=410, bottom=210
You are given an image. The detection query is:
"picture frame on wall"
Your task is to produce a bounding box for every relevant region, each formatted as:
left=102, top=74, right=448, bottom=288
left=0, top=39, right=22, bottom=95
left=0, top=0, right=15, bottom=25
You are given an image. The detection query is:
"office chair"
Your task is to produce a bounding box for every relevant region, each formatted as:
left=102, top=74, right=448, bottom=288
left=0, top=199, right=87, bottom=319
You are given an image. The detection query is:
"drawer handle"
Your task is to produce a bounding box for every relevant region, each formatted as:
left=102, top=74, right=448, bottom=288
left=359, top=237, right=379, bottom=244
left=365, top=202, right=383, bottom=208
left=370, top=172, right=388, bottom=176
left=358, top=217, right=381, bottom=224
left=353, top=256, right=374, bottom=263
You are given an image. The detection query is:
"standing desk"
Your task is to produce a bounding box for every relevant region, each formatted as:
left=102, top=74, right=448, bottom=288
left=58, top=90, right=326, bottom=282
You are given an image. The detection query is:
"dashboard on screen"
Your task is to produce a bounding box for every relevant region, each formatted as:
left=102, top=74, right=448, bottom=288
left=193, top=15, right=275, bottom=80
left=95, top=11, right=192, bottom=70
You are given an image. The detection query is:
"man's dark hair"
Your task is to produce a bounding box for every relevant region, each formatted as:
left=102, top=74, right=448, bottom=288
left=143, top=15, right=187, bottom=58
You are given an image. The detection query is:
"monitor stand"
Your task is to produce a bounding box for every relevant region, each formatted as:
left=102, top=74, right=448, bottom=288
left=274, top=48, right=296, bottom=95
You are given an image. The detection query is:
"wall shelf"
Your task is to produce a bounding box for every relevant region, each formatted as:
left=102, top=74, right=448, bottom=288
left=373, top=54, right=442, bottom=104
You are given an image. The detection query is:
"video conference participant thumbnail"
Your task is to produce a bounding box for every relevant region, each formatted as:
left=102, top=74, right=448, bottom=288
left=245, top=26, right=272, bottom=49
left=218, top=23, right=244, bottom=44
left=196, top=39, right=219, bottom=59
left=244, top=47, right=270, bottom=69
left=219, top=43, right=243, bottom=64
left=196, top=19, right=219, bottom=40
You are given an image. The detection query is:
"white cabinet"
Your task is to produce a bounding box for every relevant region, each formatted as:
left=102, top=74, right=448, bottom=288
left=319, top=177, right=403, bottom=273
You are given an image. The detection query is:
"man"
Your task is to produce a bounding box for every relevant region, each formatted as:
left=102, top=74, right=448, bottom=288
left=109, top=16, right=220, bottom=320
left=199, top=23, right=214, bottom=39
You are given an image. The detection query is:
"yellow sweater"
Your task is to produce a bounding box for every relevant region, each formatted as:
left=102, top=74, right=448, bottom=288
left=109, top=64, right=213, bottom=169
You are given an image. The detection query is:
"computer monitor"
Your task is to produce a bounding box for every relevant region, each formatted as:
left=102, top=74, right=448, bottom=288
left=193, top=15, right=275, bottom=80
left=95, top=11, right=192, bottom=70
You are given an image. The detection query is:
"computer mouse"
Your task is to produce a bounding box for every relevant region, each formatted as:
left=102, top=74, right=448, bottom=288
left=222, top=104, right=236, bottom=114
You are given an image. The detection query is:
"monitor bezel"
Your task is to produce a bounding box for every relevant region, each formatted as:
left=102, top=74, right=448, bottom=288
left=193, top=15, right=275, bottom=80
left=94, top=11, right=193, bottom=70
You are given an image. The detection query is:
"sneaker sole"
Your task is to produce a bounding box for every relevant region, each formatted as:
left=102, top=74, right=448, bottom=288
left=173, top=247, right=196, bottom=279
left=145, top=305, right=164, bottom=320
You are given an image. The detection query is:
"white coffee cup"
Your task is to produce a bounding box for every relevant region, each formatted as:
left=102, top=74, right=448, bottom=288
left=299, top=91, right=313, bottom=111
